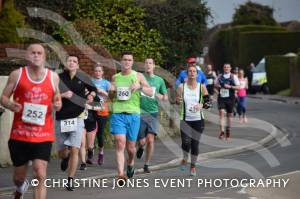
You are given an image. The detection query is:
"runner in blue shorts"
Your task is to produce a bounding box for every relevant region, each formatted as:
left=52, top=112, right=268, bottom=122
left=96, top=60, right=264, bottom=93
left=110, top=51, right=153, bottom=181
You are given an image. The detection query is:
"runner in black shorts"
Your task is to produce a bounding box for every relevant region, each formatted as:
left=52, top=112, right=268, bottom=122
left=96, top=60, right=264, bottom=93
left=205, top=64, right=217, bottom=104
left=0, top=44, right=62, bottom=199
left=79, top=91, right=100, bottom=170
left=215, top=64, right=240, bottom=140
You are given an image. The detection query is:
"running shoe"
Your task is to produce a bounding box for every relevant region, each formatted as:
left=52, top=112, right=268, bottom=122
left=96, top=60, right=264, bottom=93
left=98, top=153, right=104, bottom=165
left=86, top=149, right=94, bottom=164
left=143, top=164, right=151, bottom=173
left=86, top=158, right=93, bottom=165
left=180, top=159, right=187, bottom=171
left=218, top=131, right=225, bottom=140
left=79, top=163, right=87, bottom=171
left=190, top=167, right=197, bottom=176
left=136, top=147, right=144, bottom=159
left=116, top=176, right=128, bottom=187
left=226, top=129, right=231, bottom=140
left=87, top=148, right=94, bottom=160
left=126, top=165, right=135, bottom=178
left=60, top=155, right=70, bottom=171
left=14, top=179, right=29, bottom=199
left=66, top=178, right=75, bottom=191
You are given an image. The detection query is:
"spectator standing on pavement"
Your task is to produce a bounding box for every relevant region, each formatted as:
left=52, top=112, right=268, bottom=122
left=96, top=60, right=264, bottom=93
left=215, top=64, right=240, bottom=140
left=246, top=62, right=255, bottom=93
left=237, top=69, right=248, bottom=123
left=136, top=58, right=168, bottom=173
left=0, top=43, right=62, bottom=199
left=175, top=57, right=207, bottom=88
left=176, top=64, right=211, bottom=176
left=55, top=55, right=97, bottom=191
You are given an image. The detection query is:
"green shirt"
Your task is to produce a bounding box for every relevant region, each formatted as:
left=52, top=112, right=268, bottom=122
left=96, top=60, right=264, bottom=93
left=113, top=70, right=140, bottom=114
left=140, top=74, right=167, bottom=113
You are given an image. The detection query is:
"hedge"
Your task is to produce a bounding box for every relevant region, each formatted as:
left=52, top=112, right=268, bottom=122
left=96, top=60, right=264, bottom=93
left=265, top=55, right=290, bottom=94
left=209, top=25, right=286, bottom=70
left=239, top=31, right=300, bottom=69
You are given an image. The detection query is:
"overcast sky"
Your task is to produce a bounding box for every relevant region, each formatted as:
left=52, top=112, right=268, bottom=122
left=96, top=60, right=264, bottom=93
left=206, top=0, right=300, bottom=27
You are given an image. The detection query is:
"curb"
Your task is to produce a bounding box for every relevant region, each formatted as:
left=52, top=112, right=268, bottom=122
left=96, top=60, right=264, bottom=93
left=248, top=95, right=300, bottom=105
left=0, top=126, right=284, bottom=194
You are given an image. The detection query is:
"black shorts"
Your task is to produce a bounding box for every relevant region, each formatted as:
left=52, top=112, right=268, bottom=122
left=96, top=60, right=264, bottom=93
left=84, top=119, right=97, bottom=132
left=206, top=85, right=215, bottom=96
left=8, top=140, right=52, bottom=167
left=218, top=98, right=235, bottom=113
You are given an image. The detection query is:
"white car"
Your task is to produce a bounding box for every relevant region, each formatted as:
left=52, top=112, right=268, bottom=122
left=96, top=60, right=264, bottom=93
left=251, top=58, right=269, bottom=94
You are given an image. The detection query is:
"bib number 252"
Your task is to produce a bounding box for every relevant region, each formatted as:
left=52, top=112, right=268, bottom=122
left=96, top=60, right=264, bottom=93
left=22, top=102, right=47, bottom=126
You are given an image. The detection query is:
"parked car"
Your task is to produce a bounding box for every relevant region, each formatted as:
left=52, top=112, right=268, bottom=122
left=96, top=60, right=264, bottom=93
left=251, top=58, right=270, bottom=94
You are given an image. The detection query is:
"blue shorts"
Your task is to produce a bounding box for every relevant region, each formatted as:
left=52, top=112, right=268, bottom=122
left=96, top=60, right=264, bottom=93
left=138, top=113, right=159, bottom=140
left=110, top=113, right=140, bottom=141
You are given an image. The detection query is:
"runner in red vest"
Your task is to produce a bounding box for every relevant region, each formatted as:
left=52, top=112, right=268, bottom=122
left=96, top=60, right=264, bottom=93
left=0, top=43, right=62, bottom=199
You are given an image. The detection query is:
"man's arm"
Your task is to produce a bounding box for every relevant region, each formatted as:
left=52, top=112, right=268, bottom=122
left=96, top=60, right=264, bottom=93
left=137, top=73, right=153, bottom=96
left=232, top=75, right=240, bottom=90
left=156, top=79, right=168, bottom=101
left=214, top=74, right=221, bottom=89
left=51, top=72, right=62, bottom=111
left=0, top=69, right=22, bottom=112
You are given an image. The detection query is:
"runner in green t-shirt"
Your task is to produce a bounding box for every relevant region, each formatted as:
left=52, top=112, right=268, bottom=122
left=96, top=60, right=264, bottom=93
left=136, top=58, right=168, bottom=173
left=110, top=52, right=153, bottom=182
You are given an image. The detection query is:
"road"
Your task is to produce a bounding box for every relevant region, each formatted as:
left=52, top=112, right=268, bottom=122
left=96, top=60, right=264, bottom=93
left=3, top=97, right=300, bottom=199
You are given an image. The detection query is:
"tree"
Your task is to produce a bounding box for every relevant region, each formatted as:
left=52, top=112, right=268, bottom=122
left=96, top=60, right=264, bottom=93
left=68, top=0, right=166, bottom=64
left=138, top=0, right=211, bottom=70
left=0, top=0, right=28, bottom=43
left=232, top=1, right=277, bottom=26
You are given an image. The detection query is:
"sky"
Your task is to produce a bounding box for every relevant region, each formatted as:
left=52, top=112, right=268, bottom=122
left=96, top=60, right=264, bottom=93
left=206, top=0, right=300, bottom=27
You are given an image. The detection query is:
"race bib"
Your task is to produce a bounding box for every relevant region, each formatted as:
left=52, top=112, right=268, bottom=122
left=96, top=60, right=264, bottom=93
left=83, top=109, right=88, bottom=120
left=220, top=88, right=230, bottom=98
left=187, top=104, right=198, bottom=113
left=141, top=87, right=156, bottom=99
left=207, top=78, right=214, bottom=85
left=117, top=87, right=131, bottom=101
left=60, top=118, right=77, bottom=133
left=22, top=102, right=47, bottom=126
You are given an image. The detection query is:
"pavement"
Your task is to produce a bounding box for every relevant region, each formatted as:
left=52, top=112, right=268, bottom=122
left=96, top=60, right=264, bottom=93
left=248, top=94, right=300, bottom=105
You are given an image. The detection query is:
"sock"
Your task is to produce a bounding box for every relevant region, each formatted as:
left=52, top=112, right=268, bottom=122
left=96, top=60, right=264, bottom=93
left=191, top=154, right=198, bottom=167
left=183, top=151, right=189, bottom=162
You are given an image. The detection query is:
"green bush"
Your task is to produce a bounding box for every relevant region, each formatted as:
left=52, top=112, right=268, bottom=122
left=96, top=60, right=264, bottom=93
left=209, top=25, right=285, bottom=70
left=67, top=0, right=166, bottom=65
left=239, top=31, right=300, bottom=69
left=0, top=0, right=28, bottom=43
left=265, top=55, right=290, bottom=94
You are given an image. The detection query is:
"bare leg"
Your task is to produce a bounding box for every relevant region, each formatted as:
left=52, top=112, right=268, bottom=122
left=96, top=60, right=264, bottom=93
left=114, top=134, right=126, bottom=176
left=145, top=133, right=155, bottom=165
left=68, top=146, right=79, bottom=177
left=32, top=159, right=48, bottom=199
